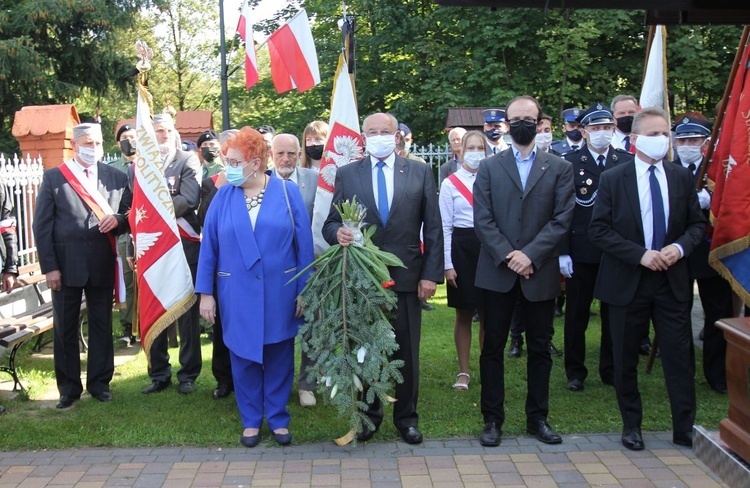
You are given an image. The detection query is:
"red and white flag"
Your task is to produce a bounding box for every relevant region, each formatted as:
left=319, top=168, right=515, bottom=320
left=266, top=8, right=320, bottom=94
left=237, top=0, right=259, bottom=89
left=639, top=25, right=669, bottom=112
left=131, top=85, right=196, bottom=362
left=311, top=53, right=364, bottom=255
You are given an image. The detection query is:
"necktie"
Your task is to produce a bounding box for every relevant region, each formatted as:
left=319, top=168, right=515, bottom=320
left=624, top=136, right=631, bottom=151
left=84, top=168, right=91, bottom=180
left=376, top=161, right=389, bottom=226
left=597, top=155, right=605, bottom=167
left=571, top=145, right=579, bottom=151
left=649, top=166, right=666, bottom=251
left=687, top=163, right=696, bottom=175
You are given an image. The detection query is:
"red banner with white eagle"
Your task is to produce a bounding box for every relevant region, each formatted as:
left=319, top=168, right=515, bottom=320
left=131, top=83, right=196, bottom=363
left=310, top=52, right=363, bottom=255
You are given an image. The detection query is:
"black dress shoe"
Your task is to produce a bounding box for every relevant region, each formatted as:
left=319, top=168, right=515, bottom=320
left=213, top=383, right=234, bottom=399
left=141, top=380, right=171, bottom=394
left=507, top=341, right=522, bottom=358
left=621, top=427, right=644, bottom=451
left=356, top=425, right=377, bottom=442
left=527, top=419, right=562, bottom=444
left=479, top=421, right=502, bottom=447
left=639, top=342, right=651, bottom=356
left=548, top=342, right=563, bottom=357
left=56, top=395, right=79, bottom=409
left=273, top=431, right=293, bottom=445
left=177, top=381, right=195, bottom=395
left=673, top=431, right=693, bottom=448
left=420, top=300, right=435, bottom=311
left=240, top=434, right=260, bottom=447
left=91, top=391, right=112, bottom=402
left=699, top=327, right=705, bottom=341
left=566, top=378, right=584, bottom=391
left=399, top=426, right=423, bottom=444
left=710, top=383, right=728, bottom=395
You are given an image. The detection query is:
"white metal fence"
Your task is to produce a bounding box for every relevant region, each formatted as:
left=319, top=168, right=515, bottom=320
left=0, top=144, right=449, bottom=266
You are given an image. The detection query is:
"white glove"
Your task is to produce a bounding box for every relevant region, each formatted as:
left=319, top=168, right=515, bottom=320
left=697, top=188, right=711, bottom=210
left=559, top=255, right=573, bottom=278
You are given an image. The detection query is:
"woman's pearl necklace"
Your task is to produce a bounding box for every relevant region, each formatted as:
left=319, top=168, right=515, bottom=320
left=245, top=189, right=265, bottom=209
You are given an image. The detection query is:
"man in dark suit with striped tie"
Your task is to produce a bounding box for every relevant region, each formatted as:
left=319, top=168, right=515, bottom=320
left=589, top=107, right=705, bottom=451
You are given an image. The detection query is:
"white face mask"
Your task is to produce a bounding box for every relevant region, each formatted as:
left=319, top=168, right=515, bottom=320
left=462, top=151, right=484, bottom=169
left=77, top=145, right=103, bottom=166
left=366, top=134, right=397, bottom=159
left=635, top=134, right=670, bottom=160
left=587, top=129, right=614, bottom=151
left=676, top=145, right=703, bottom=165
left=403, top=141, right=412, bottom=154
left=535, top=132, right=553, bottom=150
left=159, top=141, right=175, bottom=161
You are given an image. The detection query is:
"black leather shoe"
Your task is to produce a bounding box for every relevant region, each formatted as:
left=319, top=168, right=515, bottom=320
left=91, top=391, right=112, bottom=402
left=356, top=425, right=377, bottom=442
left=639, top=342, right=651, bottom=356
left=240, top=434, right=260, bottom=448
left=273, top=431, right=293, bottom=446
left=479, top=422, right=502, bottom=447
left=621, top=427, right=644, bottom=451
left=699, top=327, right=705, bottom=341
left=548, top=342, right=563, bottom=357
left=566, top=378, right=584, bottom=391
left=141, top=380, right=171, bottom=394
left=420, top=300, right=435, bottom=311
left=56, top=395, right=79, bottom=409
left=399, top=426, right=423, bottom=444
left=527, top=419, right=562, bottom=444
left=213, top=383, right=233, bottom=399
left=177, top=381, right=196, bottom=395
left=673, top=431, right=693, bottom=448
left=710, top=383, right=728, bottom=395
left=508, top=341, right=522, bottom=358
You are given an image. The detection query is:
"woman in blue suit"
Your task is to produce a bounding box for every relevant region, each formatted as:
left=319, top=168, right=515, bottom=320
left=196, top=127, right=314, bottom=447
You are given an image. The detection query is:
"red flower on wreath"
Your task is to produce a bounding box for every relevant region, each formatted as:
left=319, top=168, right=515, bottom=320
left=381, top=280, right=395, bottom=289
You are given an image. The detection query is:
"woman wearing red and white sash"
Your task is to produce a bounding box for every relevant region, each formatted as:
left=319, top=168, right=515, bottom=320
left=33, top=123, right=132, bottom=409
left=438, top=130, right=486, bottom=392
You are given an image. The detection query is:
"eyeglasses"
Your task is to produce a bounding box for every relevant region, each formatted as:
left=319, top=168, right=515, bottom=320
left=508, top=118, right=538, bottom=128
left=224, top=158, right=250, bottom=168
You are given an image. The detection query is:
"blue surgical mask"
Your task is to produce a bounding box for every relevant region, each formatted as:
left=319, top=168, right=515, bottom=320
left=225, top=165, right=249, bottom=186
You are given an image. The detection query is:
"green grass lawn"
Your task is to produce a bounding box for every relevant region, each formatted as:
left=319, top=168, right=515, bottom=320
left=0, top=284, right=729, bottom=449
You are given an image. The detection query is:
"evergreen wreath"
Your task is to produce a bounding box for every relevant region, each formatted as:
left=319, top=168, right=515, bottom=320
left=291, top=197, right=405, bottom=445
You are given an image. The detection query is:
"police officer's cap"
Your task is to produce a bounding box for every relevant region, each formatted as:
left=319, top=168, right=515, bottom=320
left=578, top=103, right=615, bottom=126
left=482, top=108, right=506, bottom=124
left=561, top=107, right=583, bottom=123
left=673, top=116, right=713, bottom=139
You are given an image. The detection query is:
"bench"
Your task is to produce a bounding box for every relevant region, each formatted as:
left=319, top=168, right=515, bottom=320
left=0, top=263, right=88, bottom=392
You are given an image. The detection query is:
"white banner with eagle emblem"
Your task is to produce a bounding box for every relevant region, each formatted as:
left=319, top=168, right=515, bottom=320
left=310, top=53, right=364, bottom=255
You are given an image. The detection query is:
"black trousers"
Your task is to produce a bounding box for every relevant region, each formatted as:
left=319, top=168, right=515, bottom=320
left=696, top=275, right=733, bottom=389
left=364, top=291, right=421, bottom=431
left=563, top=262, right=613, bottom=383
left=609, top=270, right=695, bottom=434
left=211, top=291, right=233, bottom=386
left=149, top=262, right=202, bottom=383
left=509, top=296, right=556, bottom=344
left=52, top=282, right=114, bottom=397
left=480, top=280, right=555, bottom=426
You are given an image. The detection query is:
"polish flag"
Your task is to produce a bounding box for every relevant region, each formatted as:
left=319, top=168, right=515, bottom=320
left=236, top=0, right=259, bottom=89
left=266, top=8, right=320, bottom=94
left=310, top=53, right=363, bottom=255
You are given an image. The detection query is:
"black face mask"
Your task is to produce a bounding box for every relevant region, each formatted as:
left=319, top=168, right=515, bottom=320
left=509, top=120, right=537, bottom=146
left=120, top=139, right=136, bottom=157
left=305, top=144, right=325, bottom=161
left=616, top=115, right=634, bottom=133
left=201, top=147, right=220, bottom=163
left=484, top=129, right=502, bottom=142
left=565, top=129, right=583, bottom=142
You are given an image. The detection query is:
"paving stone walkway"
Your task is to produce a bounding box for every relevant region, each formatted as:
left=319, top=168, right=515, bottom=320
left=0, top=431, right=728, bottom=487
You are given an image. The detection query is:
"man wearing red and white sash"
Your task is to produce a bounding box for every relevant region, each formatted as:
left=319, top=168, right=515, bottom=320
left=33, top=123, right=132, bottom=409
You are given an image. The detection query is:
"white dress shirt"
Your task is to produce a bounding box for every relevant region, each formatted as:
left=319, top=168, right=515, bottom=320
left=72, top=158, right=98, bottom=182
left=611, top=130, right=630, bottom=151
left=371, top=152, right=395, bottom=211
left=634, top=157, right=683, bottom=256
left=274, top=167, right=298, bottom=184
left=439, top=166, right=476, bottom=270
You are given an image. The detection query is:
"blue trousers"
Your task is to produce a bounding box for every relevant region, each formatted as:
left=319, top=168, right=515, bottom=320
left=231, top=338, right=294, bottom=430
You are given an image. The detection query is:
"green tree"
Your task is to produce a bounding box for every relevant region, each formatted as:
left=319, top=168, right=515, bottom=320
left=0, top=0, right=147, bottom=153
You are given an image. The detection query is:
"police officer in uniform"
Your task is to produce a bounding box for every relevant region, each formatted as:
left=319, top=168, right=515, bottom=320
left=482, top=109, right=509, bottom=156
left=550, top=108, right=585, bottom=157
left=560, top=103, right=634, bottom=391
left=671, top=115, right=733, bottom=394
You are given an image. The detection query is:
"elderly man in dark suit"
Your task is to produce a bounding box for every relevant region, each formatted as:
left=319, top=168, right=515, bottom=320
left=589, top=107, right=705, bottom=451
left=33, top=123, right=132, bottom=409
left=141, top=113, right=203, bottom=396
left=473, top=95, right=574, bottom=447
left=323, top=112, right=443, bottom=445
left=438, top=127, right=467, bottom=186
left=270, top=132, right=319, bottom=407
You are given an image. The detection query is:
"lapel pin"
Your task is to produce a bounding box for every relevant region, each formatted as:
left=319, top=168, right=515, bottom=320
left=399, top=169, right=405, bottom=173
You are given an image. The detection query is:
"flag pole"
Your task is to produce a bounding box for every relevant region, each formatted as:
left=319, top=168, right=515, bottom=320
left=219, top=0, right=230, bottom=130
left=642, top=25, right=656, bottom=83
left=696, top=25, right=750, bottom=191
